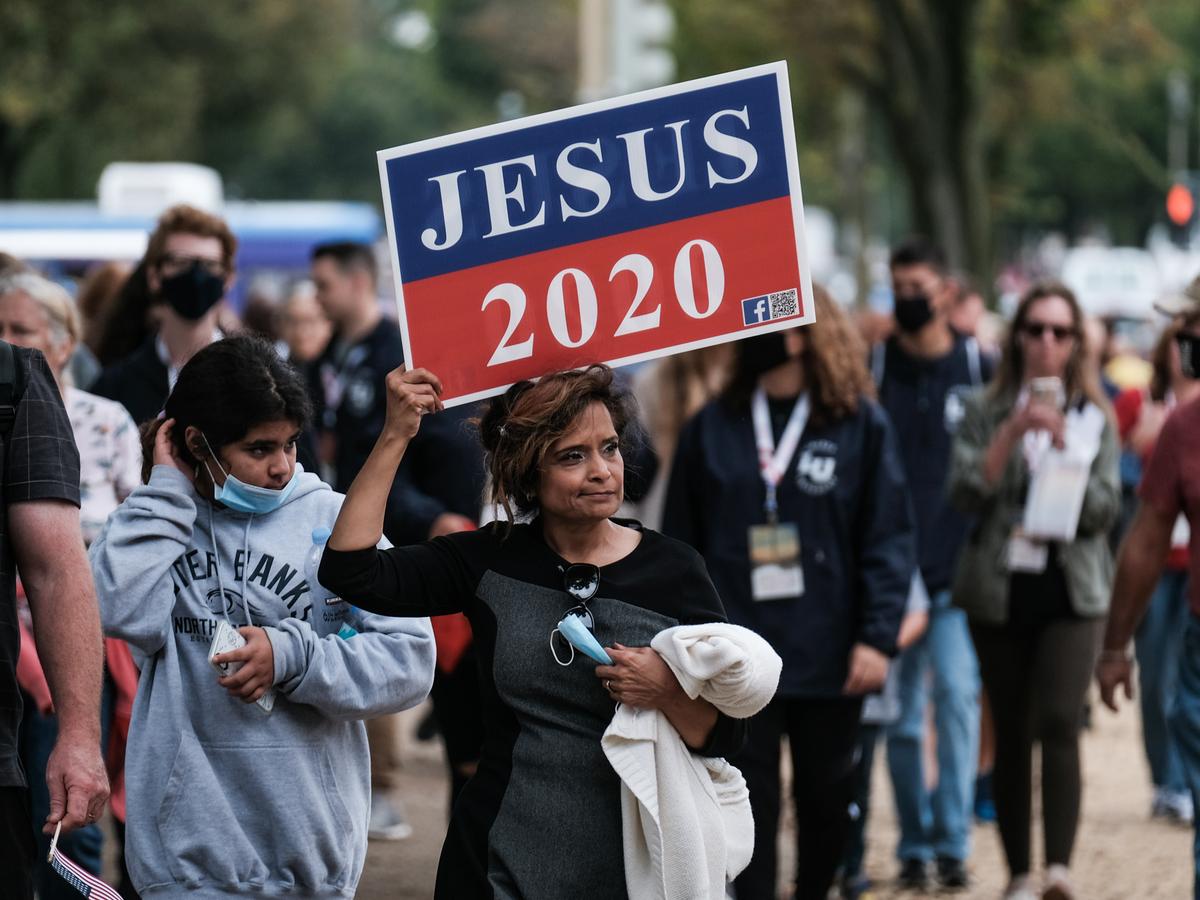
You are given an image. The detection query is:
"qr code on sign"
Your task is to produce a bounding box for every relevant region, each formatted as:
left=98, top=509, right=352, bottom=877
left=769, top=289, right=799, bottom=319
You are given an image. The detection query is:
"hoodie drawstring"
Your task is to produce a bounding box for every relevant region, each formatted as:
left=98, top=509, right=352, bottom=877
left=240, top=516, right=254, bottom=627
left=207, top=503, right=258, bottom=629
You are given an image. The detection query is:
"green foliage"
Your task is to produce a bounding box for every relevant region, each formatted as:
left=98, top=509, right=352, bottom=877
left=0, top=0, right=356, bottom=197
left=0, top=0, right=575, bottom=201
left=3, top=0, right=1199, bottom=266
left=989, top=1, right=1200, bottom=245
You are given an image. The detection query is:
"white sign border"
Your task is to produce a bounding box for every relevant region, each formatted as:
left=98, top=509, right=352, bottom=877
left=376, top=60, right=815, bottom=408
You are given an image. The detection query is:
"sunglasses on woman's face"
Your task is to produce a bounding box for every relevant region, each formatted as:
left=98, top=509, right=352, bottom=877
left=550, top=563, right=602, bottom=666
left=1022, top=321, right=1076, bottom=342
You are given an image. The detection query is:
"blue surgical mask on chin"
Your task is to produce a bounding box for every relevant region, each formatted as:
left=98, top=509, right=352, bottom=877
left=200, top=435, right=299, bottom=515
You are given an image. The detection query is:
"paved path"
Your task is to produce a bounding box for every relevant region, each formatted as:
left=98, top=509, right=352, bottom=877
left=99, top=698, right=1192, bottom=897
left=356, top=700, right=1193, bottom=899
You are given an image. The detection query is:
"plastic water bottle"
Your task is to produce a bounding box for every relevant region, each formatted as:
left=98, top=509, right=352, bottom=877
left=305, top=526, right=332, bottom=588
left=306, top=527, right=358, bottom=639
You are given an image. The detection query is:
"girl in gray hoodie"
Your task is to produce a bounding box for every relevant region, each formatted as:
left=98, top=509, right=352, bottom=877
left=89, top=336, right=436, bottom=898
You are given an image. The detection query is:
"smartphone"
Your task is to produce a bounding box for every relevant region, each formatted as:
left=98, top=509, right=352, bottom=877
left=208, top=619, right=276, bottom=712
left=208, top=619, right=246, bottom=676
left=1029, top=376, right=1064, bottom=410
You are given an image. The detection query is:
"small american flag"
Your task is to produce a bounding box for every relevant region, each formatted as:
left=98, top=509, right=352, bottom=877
left=48, top=821, right=123, bottom=900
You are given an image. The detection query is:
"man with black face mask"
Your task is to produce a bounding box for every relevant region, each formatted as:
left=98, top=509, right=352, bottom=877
left=93, top=205, right=235, bottom=426
left=1099, top=276, right=1200, bottom=898
left=873, top=238, right=994, bottom=892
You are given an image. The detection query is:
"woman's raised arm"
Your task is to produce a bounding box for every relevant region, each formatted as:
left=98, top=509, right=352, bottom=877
left=328, top=367, right=444, bottom=552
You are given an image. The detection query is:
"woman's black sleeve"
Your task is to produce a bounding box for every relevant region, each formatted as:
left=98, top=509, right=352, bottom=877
left=695, top=711, right=750, bottom=758
left=672, top=543, right=751, bottom=759
left=319, top=530, right=488, bottom=617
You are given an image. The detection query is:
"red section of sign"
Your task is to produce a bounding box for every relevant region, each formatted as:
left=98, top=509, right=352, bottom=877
left=402, top=196, right=802, bottom=403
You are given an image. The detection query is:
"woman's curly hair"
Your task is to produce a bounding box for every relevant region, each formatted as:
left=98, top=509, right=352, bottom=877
left=477, top=365, right=635, bottom=523
left=724, top=284, right=874, bottom=426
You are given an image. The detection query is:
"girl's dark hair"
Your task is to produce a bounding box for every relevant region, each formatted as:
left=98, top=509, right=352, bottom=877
left=139, top=335, right=313, bottom=482
left=477, top=365, right=635, bottom=522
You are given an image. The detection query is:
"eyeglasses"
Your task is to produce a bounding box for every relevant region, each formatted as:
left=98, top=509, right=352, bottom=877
left=1022, top=321, right=1076, bottom=342
left=159, top=254, right=227, bottom=279
left=550, top=563, right=601, bottom=667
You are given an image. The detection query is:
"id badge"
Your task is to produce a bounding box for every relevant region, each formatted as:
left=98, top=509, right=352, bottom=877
left=749, top=523, right=804, bottom=601
left=1006, top=529, right=1048, bottom=574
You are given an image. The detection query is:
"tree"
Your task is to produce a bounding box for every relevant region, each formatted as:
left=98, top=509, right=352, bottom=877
left=0, top=0, right=354, bottom=199
left=0, top=0, right=579, bottom=203
left=673, top=0, right=1200, bottom=283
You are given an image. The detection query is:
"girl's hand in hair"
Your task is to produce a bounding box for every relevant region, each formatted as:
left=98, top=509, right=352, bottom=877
left=214, top=627, right=275, bottom=702
left=153, top=419, right=194, bottom=480
left=383, top=367, right=445, bottom=442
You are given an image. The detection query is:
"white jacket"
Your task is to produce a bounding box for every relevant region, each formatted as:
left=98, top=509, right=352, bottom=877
left=601, top=623, right=782, bottom=900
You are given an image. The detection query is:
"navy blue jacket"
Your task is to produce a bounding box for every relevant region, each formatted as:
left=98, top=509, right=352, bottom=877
left=872, top=334, right=993, bottom=594
left=663, top=395, right=916, bottom=698
left=311, top=317, right=469, bottom=545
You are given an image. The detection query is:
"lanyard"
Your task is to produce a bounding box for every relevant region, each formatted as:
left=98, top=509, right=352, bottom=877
left=751, top=387, right=810, bottom=523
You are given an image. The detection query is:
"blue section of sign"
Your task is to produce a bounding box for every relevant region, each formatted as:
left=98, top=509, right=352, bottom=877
left=741, top=295, right=771, bottom=325
left=385, top=73, right=790, bottom=282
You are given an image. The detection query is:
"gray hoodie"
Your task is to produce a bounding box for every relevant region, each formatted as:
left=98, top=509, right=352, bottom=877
left=90, top=465, right=435, bottom=898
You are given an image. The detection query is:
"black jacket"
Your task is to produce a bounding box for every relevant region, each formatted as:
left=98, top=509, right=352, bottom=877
left=312, top=317, right=478, bottom=544
left=92, top=336, right=168, bottom=428
left=663, top=394, right=915, bottom=697
left=872, top=334, right=993, bottom=594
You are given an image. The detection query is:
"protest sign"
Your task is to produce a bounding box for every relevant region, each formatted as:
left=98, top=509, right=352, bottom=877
left=378, top=61, right=814, bottom=406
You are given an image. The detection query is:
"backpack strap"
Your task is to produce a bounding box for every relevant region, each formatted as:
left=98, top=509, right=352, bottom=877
left=870, top=341, right=887, bottom=388
left=965, top=337, right=983, bottom=388
left=0, top=340, right=17, bottom=438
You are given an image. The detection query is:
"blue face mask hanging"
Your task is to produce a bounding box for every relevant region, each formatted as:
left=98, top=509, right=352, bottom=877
left=201, top=434, right=299, bottom=514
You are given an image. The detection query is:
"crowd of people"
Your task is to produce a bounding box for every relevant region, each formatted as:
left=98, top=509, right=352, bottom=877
left=1, top=204, right=1199, bottom=900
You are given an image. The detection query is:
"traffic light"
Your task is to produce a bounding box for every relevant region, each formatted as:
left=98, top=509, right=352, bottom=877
left=1167, top=178, right=1198, bottom=248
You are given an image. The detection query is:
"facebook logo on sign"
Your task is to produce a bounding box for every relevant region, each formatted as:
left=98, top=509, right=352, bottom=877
left=742, top=295, right=770, bottom=325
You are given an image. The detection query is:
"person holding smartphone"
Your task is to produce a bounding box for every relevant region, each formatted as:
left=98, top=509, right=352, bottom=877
left=88, top=336, right=435, bottom=899
left=948, top=283, right=1120, bottom=900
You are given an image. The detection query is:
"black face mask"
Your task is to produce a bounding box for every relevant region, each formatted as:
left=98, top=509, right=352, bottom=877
left=1179, top=332, right=1200, bottom=380
left=893, top=292, right=935, bottom=333
left=160, top=264, right=225, bottom=321
left=738, top=330, right=794, bottom=382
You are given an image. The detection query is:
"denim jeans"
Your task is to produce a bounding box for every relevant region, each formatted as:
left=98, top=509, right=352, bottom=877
left=886, top=591, right=981, bottom=863
left=1168, top=614, right=1200, bottom=900
left=1137, top=570, right=1190, bottom=794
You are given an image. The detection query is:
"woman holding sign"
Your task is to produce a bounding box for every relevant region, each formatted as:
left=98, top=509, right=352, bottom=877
left=318, top=363, right=748, bottom=899
left=947, top=282, right=1119, bottom=900
left=663, top=287, right=917, bottom=900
